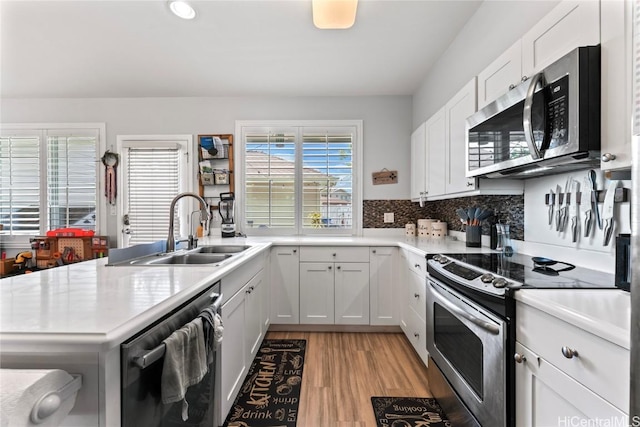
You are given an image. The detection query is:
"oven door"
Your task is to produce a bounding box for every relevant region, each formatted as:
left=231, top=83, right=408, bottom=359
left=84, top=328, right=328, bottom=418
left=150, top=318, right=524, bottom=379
left=426, top=277, right=507, bottom=427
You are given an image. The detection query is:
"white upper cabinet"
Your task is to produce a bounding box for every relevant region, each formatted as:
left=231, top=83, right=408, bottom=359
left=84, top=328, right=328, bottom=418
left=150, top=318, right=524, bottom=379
left=600, top=0, right=633, bottom=170
left=521, top=0, right=600, bottom=78
left=410, top=122, right=427, bottom=202
left=425, top=107, right=447, bottom=198
left=478, top=0, right=600, bottom=109
left=445, top=78, right=478, bottom=194
left=477, top=40, right=523, bottom=110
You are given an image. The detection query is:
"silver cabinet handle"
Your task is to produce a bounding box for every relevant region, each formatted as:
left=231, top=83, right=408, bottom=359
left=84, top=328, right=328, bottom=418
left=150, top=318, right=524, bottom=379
left=332, top=253, right=336, bottom=257
left=372, top=249, right=376, bottom=254
left=414, top=293, right=420, bottom=299
left=414, top=333, right=419, bottom=338
left=328, top=265, right=332, bottom=270
left=561, top=346, right=579, bottom=359
left=514, top=353, right=526, bottom=363
left=466, top=181, right=474, bottom=187
left=414, top=264, right=421, bottom=269
left=601, top=153, right=616, bottom=162
left=337, top=265, right=341, bottom=270
left=293, top=249, right=297, bottom=253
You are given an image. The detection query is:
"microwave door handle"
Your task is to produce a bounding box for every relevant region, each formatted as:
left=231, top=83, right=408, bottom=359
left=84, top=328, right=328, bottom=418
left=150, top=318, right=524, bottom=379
left=523, top=72, right=546, bottom=160
left=429, top=281, right=500, bottom=335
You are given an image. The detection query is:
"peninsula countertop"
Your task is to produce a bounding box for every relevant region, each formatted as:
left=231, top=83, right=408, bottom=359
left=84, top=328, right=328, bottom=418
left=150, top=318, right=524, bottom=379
left=0, top=236, right=477, bottom=352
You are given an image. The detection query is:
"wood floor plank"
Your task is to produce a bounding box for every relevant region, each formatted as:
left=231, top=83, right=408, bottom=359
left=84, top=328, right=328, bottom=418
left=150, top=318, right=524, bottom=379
left=265, top=331, right=432, bottom=426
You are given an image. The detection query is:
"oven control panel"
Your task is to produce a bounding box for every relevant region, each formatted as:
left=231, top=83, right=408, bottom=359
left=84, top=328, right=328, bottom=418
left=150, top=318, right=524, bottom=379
left=429, top=255, right=514, bottom=296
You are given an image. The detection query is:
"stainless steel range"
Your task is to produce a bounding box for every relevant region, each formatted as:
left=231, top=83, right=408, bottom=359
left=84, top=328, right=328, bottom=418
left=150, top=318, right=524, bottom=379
left=425, top=253, right=617, bottom=427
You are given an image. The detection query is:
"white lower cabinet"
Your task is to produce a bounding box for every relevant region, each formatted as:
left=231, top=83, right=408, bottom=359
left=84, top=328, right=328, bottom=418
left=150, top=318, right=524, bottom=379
left=299, top=261, right=370, bottom=325
left=515, top=342, right=627, bottom=426
left=400, top=249, right=429, bottom=366
left=270, top=246, right=300, bottom=324
left=369, top=247, right=398, bottom=326
left=218, top=264, right=268, bottom=426
left=219, top=282, right=248, bottom=425
left=299, top=262, right=335, bottom=324
left=515, top=300, right=629, bottom=426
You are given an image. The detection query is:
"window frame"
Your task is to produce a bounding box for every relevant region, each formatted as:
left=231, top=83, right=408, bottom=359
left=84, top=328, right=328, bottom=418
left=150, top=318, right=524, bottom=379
left=235, top=120, right=363, bottom=236
left=0, top=123, right=106, bottom=248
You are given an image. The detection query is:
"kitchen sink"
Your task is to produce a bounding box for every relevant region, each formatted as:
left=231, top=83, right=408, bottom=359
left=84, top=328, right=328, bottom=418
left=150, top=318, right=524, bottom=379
left=132, top=253, right=233, bottom=265
left=195, top=245, right=250, bottom=254
left=107, top=243, right=252, bottom=266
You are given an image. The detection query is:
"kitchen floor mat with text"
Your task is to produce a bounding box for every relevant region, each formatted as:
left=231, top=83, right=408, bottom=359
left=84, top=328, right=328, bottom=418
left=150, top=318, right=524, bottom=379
left=371, top=396, right=451, bottom=427
left=223, top=339, right=306, bottom=427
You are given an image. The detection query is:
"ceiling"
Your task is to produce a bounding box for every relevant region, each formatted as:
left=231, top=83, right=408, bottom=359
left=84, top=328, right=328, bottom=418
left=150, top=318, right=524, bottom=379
left=1, top=0, right=483, bottom=99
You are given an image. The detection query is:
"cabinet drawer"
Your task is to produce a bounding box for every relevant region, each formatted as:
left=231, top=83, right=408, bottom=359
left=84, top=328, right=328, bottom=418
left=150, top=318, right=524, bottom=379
left=299, top=246, right=369, bottom=263
left=517, top=302, right=629, bottom=411
left=406, top=250, right=427, bottom=277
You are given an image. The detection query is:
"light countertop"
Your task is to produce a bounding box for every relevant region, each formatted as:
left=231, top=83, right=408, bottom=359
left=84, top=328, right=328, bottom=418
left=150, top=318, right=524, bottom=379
left=0, top=235, right=626, bottom=352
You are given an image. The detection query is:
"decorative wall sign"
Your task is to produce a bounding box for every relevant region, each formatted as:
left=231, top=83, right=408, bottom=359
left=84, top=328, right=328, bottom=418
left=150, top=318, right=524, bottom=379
left=372, top=168, right=398, bottom=185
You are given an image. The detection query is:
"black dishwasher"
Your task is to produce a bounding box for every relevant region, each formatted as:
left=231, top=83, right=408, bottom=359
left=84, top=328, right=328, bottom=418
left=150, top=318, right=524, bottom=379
left=121, top=281, right=222, bottom=427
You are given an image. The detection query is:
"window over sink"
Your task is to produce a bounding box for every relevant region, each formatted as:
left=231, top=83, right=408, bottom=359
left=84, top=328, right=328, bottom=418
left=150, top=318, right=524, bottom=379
left=236, top=120, right=362, bottom=236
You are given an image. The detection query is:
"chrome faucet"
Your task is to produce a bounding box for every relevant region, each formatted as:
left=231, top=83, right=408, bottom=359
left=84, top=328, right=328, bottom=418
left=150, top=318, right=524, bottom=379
left=167, top=192, right=210, bottom=252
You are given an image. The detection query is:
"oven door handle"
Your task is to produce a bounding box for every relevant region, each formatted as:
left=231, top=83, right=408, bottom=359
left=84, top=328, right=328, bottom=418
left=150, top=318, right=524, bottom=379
left=429, top=282, right=500, bottom=335
left=523, top=72, right=546, bottom=160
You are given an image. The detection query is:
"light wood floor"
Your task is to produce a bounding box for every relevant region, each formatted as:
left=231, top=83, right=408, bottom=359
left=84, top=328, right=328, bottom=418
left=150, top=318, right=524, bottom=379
left=265, top=331, right=433, bottom=427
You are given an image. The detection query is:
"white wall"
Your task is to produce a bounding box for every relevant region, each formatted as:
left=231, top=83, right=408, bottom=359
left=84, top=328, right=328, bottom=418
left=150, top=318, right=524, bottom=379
left=412, top=0, right=559, bottom=128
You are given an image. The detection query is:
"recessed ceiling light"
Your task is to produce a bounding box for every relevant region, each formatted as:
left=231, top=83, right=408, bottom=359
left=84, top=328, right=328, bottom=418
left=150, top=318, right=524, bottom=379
left=169, top=1, right=196, bottom=20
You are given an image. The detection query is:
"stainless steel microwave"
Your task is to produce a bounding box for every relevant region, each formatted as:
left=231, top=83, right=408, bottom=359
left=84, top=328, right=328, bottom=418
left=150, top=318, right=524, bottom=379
left=466, top=45, right=601, bottom=178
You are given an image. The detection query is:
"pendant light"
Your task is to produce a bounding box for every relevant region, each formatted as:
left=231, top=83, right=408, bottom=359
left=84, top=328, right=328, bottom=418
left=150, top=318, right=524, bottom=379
left=312, top=0, right=358, bottom=29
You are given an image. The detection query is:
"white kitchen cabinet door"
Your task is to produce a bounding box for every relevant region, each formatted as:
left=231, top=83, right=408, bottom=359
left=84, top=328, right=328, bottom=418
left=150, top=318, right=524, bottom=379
left=405, top=305, right=428, bottom=367
left=425, top=107, right=447, bottom=198
left=399, top=250, right=410, bottom=335
left=219, top=285, right=247, bottom=425
left=300, top=262, right=334, bottom=324
left=514, top=342, right=628, bottom=427
left=334, top=262, right=370, bottom=325
left=600, top=0, right=633, bottom=171
left=245, top=268, right=266, bottom=361
left=477, top=40, right=523, bottom=109
left=270, top=246, right=300, bottom=324
left=369, top=247, right=398, bottom=326
left=521, top=0, right=600, bottom=77
left=445, top=77, right=477, bottom=195
left=410, top=122, right=427, bottom=202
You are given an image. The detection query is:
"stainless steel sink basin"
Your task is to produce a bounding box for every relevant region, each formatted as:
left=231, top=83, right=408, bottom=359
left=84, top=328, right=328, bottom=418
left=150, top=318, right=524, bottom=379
left=134, top=253, right=233, bottom=265
left=195, top=245, right=251, bottom=254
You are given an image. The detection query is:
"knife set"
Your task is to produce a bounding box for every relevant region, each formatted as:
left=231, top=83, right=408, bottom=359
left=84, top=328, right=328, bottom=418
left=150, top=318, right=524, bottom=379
left=544, top=170, right=626, bottom=246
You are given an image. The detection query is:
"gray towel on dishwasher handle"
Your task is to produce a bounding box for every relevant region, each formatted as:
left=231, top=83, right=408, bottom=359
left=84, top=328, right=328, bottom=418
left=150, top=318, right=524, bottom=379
left=199, top=307, right=223, bottom=365
left=161, top=317, right=208, bottom=421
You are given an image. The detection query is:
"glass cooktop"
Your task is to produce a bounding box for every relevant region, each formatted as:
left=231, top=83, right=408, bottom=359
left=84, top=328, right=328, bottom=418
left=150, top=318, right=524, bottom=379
left=437, top=253, right=616, bottom=289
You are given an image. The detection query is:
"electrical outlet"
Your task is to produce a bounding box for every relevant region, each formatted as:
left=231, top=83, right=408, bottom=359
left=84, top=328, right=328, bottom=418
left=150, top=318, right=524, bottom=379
left=384, top=212, right=394, bottom=223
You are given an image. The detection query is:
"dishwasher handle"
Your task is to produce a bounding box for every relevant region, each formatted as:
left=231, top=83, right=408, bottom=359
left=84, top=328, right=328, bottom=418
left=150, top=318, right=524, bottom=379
left=133, top=292, right=223, bottom=370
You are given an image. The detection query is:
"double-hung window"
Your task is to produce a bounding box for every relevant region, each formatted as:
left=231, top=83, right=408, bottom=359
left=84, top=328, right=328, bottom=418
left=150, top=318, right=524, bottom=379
left=237, top=121, right=362, bottom=236
left=0, top=124, right=104, bottom=244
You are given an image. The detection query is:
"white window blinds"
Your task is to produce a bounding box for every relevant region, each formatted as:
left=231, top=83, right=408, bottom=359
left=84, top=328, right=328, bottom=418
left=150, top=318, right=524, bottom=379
left=125, top=147, right=181, bottom=245
left=0, top=127, right=100, bottom=236
left=0, top=133, right=41, bottom=235
left=240, top=122, right=359, bottom=235
left=302, top=131, right=353, bottom=229
left=245, top=132, right=296, bottom=229
left=47, top=133, right=98, bottom=230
